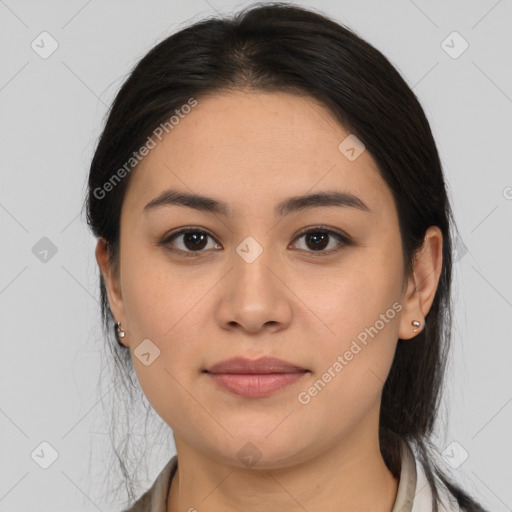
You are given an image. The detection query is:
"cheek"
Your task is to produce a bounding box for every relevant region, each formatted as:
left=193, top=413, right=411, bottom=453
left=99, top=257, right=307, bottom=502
left=311, top=246, right=403, bottom=343
left=121, top=236, right=204, bottom=339
left=122, top=278, right=203, bottom=429
left=296, top=280, right=401, bottom=438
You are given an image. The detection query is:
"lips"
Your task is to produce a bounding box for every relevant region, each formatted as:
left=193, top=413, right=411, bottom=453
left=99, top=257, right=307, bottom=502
left=205, top=356, right=307, bottom=374
left=204, top=356, right=308, bottom=398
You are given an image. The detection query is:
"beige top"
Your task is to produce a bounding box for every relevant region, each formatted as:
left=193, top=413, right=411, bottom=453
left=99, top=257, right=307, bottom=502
left=122, top=439, right=461, bottom=512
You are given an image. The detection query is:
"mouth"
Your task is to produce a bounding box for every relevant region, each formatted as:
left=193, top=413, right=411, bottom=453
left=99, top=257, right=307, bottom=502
left=203, top=356, right=309, bottom=397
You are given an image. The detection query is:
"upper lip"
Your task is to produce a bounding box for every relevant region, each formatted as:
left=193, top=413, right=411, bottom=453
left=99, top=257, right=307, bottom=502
left=205, top=356, right=307, bottom=374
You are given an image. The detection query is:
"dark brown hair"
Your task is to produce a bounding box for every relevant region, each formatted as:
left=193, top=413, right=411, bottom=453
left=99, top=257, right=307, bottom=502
left=85, top=3, right=487, bottom=510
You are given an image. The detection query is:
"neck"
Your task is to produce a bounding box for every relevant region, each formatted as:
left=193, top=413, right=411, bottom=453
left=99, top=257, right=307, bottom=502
left=167, top=429, right=399, bottom=512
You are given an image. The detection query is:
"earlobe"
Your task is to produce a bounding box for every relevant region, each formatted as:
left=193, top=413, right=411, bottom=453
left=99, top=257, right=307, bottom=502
left=398, top=226, right=443, bottom=340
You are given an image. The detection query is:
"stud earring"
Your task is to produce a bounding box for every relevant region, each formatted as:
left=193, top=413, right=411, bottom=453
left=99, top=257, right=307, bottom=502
left=115, top=321, right=126, bottom=338
left=411, top=320, right=421, bottom=333
left=115, top=321, right=127, bottom=347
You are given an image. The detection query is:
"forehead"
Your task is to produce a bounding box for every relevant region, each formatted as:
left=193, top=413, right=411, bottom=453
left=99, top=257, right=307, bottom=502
left=123, top=91, right=393, bottom=217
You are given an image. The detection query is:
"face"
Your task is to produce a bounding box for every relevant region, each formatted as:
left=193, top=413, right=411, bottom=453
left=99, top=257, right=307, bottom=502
left=98, top=90, right=433, bottom=470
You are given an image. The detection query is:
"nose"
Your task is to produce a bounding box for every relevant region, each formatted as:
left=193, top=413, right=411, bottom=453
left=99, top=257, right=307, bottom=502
left=215, top=242, right=293, bottom=335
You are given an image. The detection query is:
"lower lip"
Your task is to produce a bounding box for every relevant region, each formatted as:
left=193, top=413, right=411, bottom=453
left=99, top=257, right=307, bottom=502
left=206, top=372, right=307, bottom=397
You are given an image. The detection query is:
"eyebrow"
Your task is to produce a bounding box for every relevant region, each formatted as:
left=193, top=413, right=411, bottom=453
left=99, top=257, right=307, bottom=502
left=143, top=188, right=370, bottom=216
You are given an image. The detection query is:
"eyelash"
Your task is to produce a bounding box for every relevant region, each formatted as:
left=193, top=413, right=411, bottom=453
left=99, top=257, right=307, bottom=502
left=158, top=225, right=352, bottom=258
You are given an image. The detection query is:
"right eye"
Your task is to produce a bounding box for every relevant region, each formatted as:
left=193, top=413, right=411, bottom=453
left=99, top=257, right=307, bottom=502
left=159, top=228, right=222, bottom=257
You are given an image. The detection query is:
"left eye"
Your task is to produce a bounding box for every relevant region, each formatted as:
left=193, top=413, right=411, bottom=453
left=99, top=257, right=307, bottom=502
left=292, top=228, right=349, bottom=253
left=159, top=227, right=350, bottom=256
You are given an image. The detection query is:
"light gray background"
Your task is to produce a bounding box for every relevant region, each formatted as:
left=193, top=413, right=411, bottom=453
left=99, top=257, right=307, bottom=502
left=1, top=0, right=511, bottom=511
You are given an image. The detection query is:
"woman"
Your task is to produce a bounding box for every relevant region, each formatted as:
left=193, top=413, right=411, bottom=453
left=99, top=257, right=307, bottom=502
left=86, top=3, right=488, bottom=511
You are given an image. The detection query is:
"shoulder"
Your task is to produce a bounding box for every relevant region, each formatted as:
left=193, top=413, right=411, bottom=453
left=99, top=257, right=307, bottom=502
left=407, top=442, right=461, bottom=512
left=121, top=455, right=178, bottom=512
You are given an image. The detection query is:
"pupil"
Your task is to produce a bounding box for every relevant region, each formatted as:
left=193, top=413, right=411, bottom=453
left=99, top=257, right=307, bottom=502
left=185, top=233, right=207, bottom=250
left=307, top=233, right=328, bottom=251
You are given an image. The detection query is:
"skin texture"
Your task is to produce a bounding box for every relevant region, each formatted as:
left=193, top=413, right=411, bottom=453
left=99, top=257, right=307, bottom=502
left=96, top=90, right=443, bottom=512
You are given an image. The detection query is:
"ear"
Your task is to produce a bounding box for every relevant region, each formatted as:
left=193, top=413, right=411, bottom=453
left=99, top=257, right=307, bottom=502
left=95, top=237, right=128, bottom=347
left=398, top=226, right=443, bottom=340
